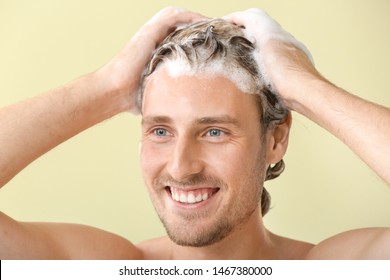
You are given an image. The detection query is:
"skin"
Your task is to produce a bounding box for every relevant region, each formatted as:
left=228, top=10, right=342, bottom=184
left=0, top=7, right=389, bottom=259
left=138, top=68, right=298, bottom=259
left=224, top=9, right=390, bottom=185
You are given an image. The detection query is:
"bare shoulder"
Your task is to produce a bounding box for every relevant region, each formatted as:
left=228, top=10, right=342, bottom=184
left=306, top=227, right=390, bottom=259
left=0, top=211, right=141, bottom=259
left=137, top=236, right=172, bottom=259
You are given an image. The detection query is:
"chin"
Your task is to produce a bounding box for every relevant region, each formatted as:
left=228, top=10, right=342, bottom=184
left=160, top=213, right=237, bottom=248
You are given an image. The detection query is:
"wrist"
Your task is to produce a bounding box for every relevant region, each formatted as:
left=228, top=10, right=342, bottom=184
left=91, top=68, right=135, bottom=115
left=285, top=75, right=338, bottom=119
left=64, top=71, right=133, bottom=128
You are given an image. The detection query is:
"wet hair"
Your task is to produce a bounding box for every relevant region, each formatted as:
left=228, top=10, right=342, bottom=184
left=138, top=19, right=289, bottom=216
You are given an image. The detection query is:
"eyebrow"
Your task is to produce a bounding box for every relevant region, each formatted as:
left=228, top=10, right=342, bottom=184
left=142, top=114, right=240, bottom=127
left=142, top=115, right=172, bottom=126
left=196, top=115, right=240, bottom=127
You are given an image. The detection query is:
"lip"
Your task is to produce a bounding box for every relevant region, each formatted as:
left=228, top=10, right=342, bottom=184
left=165, top=186, right=220, bottom=209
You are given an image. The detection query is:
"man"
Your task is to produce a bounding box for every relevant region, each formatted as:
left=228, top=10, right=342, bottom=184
left=0, top=7, right=389, bottom=259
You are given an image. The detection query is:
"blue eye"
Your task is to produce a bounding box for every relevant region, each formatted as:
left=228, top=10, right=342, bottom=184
left=208, top=129, right=222, bottom=137
left=154, top=128, right=168, bottom=136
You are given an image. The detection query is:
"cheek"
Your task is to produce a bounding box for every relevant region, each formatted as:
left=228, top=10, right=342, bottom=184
left=204, top=144, right=254, bottom=179
left=216, top=141, right=265, bottom=177
left=140, top=143, right=166, bottom=184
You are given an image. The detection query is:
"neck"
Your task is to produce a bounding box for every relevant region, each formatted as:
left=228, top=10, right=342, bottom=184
left=169, top=208, right=276, bottom=259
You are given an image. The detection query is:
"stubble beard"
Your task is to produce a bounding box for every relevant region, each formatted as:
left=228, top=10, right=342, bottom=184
left=149, top=152, right=266, bottom=248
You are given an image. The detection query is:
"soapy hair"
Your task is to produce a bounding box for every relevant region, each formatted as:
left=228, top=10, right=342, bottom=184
left=138, top=19, right=289, bottom=216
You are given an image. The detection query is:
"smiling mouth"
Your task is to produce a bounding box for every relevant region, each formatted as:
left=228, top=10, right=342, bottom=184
left=167, top=186, right=219, bottom=204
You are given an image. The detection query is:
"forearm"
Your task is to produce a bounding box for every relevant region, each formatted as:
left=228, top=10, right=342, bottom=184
left=224, top=9, right=390, bottom=185
left=0, top=71, right=131, bottom=187
left=290, top=77, right=390, bottom=184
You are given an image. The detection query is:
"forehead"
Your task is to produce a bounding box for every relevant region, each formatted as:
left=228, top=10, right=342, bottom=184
left=142, top=67, right=260, bottom=122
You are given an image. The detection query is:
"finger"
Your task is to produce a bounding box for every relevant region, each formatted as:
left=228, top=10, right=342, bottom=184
left=222, top=8, right=266, bottom=24
left=142, top=7, right=207, bottom=44
left=223, top=8, right=314, bottom=65
left=224, top=8, right=284, bottom=34
left=149, top=7, right=206, bottom=29
left=222, top=11, right=246, bottom=27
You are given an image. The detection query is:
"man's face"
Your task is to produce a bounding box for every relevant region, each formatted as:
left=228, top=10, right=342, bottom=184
left=140, top=67, right=268, bottom=247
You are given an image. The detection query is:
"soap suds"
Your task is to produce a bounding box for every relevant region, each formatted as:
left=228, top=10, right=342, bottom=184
left=238, top=8, right=314, bottom=92
left=163, top=58, right=257, bottom=94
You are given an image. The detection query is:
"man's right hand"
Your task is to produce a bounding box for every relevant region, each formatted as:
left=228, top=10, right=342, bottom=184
left=95, top=7, right=205, bottom=114
left=0, top=7, right=205, bottom=260
left=0, top=7, right=204, bottom=188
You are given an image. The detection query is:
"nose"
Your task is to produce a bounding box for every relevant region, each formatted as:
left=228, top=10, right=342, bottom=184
left=166, top=135, right=204, bottom=182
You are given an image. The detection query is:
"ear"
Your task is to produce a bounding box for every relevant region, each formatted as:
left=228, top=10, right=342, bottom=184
left=265, top=112, right=292, bottom=164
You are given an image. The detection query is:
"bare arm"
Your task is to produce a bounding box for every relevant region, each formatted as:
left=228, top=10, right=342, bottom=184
left=0, top=211, right=140, bottom=259
left=283, top=74, right=390, bottom=185
left=224, top=8, right=390, bottom=259
left=0, top=7, right=204, bottom=188
left=306, top=227, right=390, bottom=259
left=0, top=7, right=204, bottom=259
left=0, top=72, right=128, bottom=188
left=224, top=9, right=390, bottom=185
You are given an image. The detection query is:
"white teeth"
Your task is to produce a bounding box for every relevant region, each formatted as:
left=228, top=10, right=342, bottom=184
left=187, top=193, right=196, bottom=203
left=170, top=187, right=213, bottom=204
